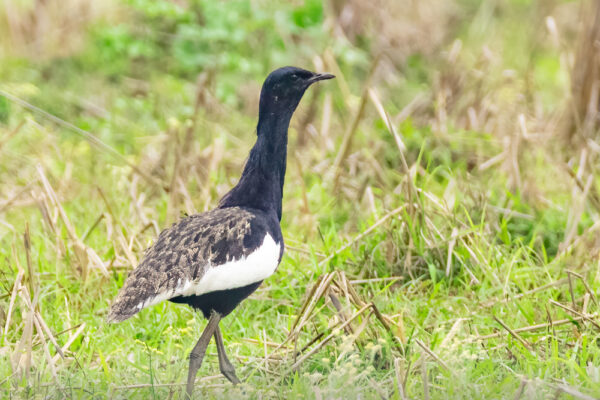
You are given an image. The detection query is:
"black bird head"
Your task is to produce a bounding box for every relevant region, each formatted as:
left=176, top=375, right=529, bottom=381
left=258, top=66, right=334, bottom=126
left=222, top=66, right=334, bottom=218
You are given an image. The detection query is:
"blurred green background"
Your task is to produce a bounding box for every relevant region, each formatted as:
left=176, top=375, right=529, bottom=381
left=1, top=0, right=600, bottom=399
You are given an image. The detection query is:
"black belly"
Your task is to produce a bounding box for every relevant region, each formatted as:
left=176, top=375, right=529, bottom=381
left=169, top=281, right=263, bottom=319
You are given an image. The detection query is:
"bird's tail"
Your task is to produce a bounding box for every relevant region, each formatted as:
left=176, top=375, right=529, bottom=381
left=106, top=290, right=143, bottom=323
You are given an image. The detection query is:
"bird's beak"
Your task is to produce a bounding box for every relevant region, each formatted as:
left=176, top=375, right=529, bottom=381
left=308, top=73, right=335, bottom=83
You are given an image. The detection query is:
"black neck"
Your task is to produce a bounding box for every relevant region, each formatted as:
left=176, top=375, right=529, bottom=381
left=218, top=110, right=293, bottom=221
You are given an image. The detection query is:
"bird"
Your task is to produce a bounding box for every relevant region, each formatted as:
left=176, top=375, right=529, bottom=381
left=107, top=66, right=334, bottom=398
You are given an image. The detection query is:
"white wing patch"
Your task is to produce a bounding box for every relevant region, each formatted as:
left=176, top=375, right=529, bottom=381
left=138, top=233, right=280, bottom=310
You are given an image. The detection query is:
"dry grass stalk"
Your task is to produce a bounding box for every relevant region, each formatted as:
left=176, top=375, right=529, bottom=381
left=11, top=307, right=34, bottom=379
left=3, top=271, right=23, bottom=337
left=455, top=237, right=481, bottom=285
left=0, top=89, right=165, bottom=190
left=481, top=278, right=569, bottom=308
left=0, top=119, right=25, bottom=152
left=11, top=275, right=40, bottom=380
left=492, top=316, right=532, bottom=351
left=554, top=219, right=600, bottom=263
left=363, top=185, right=378, bottom=218
left=296, top=85, right=321, bottom=147
left=293, top=151, right=311, bottom=214
left=445, top=227, right=458, bottom=277
left=242, top=337, right=287, bottom=349
left=582, top=293, right=591, bottom=316
left=369, top=301, right=406, bottom=344
left=320, top=92, right=334, bottom=150
left=394, top=357, right=408, bottom=400
left=319, top=206, right=405, bottom=267
left=349, top=277, right=402, bottom=284
left=289, top=273, right=337, bottom=337
left=34, top=313, right=65, bottom=361
left=564, top=0, right=600, bottom=143
left=469, top=316, right=588, bottom=342
left=81, top=213, right=105, bottom=242
left=166, top=122, right=198, bottom=224
left=563, top=165, right=600, bottom=214
left=256, top=273, right=332, bottom=365
left=112, top=382, right=186, bottom=390
left=23, top=224, right=35, bottom=296
left=33, top=189, right=67, bottom=256
left=169, top=136, right=182, bottom=219
left=288, top=302, right=372, bottom=372
left=116, top=226, right=138, bottom=268
left=97, top=186, right=141, bottom=269
left=369, top=87, right=420, bottom=226
left=439, top=318, right=466, bottom=349
left=553, top=384, right=598, bottom=400
left=36, top=165, right=108, bottom=279
left=369, top=88, right=405, bottom=152
left=566, top=270, right=598, bottom=307
left=263, top=270, right=405, bottom=377
left=331, top=310, right=370, bottom=364
left=563, top=166, right=595, bottom=252
left=329, top=0, right=456, bottom=67
left=296, top=332, right=325, bottom=358
left=32, top=311, right=59, bottom=383
left=17, top=281, right=68, bottom=373
left=348, top=310, right=372, bottom=344
left=332, top=271, right=406, bottom=343
left=0, top=183, right=31, bottom=214
left=284, top=244, right=325, bottom=258
left=513, top=379, right=528, bottom=400
left=51, top=322, right=86, bottom=365
left=567, top=271, right=578, bottom=310
left=332, top=55, right=381, bottom=187
left=367, top=377, right=389, bottom=400
left=328, top=293, right=354, bottom=335
left=414, top=339, right=453, bottom=375
left=128, top=176, right=153, bottom=230
left=110, top=374, right=226, bottom=392
left=323, top=49, right=351, bottom=101
left=421, top=355, right=430, bottom=400
left=1, top=0, right=111, bottom=59
left=548, top=300, right=600, bottom=330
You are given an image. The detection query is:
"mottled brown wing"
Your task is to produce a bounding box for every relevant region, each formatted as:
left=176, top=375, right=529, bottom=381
left=107, top=207, right=271, bottom=322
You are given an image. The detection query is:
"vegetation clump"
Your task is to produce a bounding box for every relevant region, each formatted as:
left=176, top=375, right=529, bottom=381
left=1, top=0, right=599, bottom=398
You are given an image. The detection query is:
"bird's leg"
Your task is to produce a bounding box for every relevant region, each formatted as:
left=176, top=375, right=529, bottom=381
left=214, top=325, right=241, bottom=385
left=186, top=310, right=221, bottom=399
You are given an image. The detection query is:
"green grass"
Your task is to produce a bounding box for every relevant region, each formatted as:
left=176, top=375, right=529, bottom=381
left=1, top=0, right=600, bottom=399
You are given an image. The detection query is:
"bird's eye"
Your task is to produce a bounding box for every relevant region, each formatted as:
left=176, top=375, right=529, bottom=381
left=291, top=74, right=299, bottom=81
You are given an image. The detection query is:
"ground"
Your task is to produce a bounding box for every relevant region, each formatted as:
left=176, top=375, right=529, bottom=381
left=1, top=0, right=599, bottom=399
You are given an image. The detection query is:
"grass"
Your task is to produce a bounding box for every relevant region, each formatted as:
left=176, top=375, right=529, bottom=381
left=1, top=0, right=600, bottom=399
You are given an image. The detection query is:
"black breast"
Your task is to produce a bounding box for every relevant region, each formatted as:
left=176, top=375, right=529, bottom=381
left=170, top=281, right=263, bottom=318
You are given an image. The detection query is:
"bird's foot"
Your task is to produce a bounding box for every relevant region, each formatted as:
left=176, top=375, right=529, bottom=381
left=220, top=363, right=241, bottom=385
